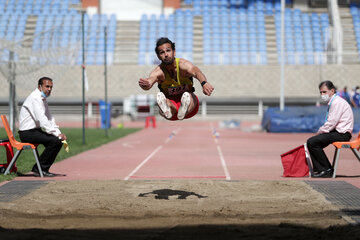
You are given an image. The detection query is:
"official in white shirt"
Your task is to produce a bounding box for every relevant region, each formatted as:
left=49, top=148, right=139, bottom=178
left=18, top=77, right=67, bottom=177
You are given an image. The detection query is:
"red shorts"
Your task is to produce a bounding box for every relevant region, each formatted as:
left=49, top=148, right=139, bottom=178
left=168, top=94, right=199, bottom=121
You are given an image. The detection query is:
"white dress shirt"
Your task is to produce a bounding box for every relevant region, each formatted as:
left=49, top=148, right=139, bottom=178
left=318, top=94, right=354, bottom=134
left=19, top=88, right=61, bottom=137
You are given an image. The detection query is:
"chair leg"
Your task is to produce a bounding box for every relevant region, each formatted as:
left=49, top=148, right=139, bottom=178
left=351, top=148, right=360, bottom=162
left=4, top=150, right=22, bottom=175
left=304, top=143, right=314, bottom=177
left=332, top=148, right=341, bottom=178
left=33, top=148, right=43, bottom=178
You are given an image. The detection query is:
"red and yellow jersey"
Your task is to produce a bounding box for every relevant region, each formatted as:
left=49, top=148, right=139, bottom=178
left=158, top=58, right=194, bottom=99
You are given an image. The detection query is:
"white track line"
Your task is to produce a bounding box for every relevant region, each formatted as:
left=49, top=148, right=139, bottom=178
left=217, top=145, right=231, bottom=180
left=124, top=127, right=181, bottom=180
left=210, top=123, right=231, bottom=180
left=124, top=145, right=163, bottom=180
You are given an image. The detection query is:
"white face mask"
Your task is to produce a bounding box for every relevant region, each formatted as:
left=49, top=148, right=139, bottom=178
left=41, top=91, right=48, bottom=98
left=321, top=94, right=330, bottom=102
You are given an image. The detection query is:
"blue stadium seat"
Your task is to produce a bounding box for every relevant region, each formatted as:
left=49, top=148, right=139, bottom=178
left=222, top=53, right=230, bottom=65
left=231, top=53, right=240, bottom=65
left=240, top=52, right=249, bottom=65
left=56, top=0, right=323, bottom=65
left=306, top=52, right=314, bottom=64
left=203, top=52, right=212, bottom=65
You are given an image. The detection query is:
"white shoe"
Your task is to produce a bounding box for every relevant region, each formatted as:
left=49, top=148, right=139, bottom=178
left=156, top=92, right=172, bottom=119
left=177, top=92, right=191, bottom=120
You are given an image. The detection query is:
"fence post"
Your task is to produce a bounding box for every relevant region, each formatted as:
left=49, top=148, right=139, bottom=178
left=258, top=100, right=263, bottom=117
left=202, top=100, right=207, bottom=118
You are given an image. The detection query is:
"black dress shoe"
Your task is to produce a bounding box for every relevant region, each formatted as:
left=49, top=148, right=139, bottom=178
left=42, top=171, right=56, bottom=177
left=32, top=167, right=56, bottom=177
left=312, top=168, right=334, bottom=178
left=32, top=167, right=41, bottom=177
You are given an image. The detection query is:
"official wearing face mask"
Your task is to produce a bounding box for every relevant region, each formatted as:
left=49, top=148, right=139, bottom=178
left=306, top=80, right=354, bottom=178
left=352, top=87, right=360, bottom=108
left=18, top=76, right=67, bottom=177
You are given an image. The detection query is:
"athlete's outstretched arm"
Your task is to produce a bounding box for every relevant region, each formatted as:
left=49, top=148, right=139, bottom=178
left=181, top=59, right=214, bottom=96
left=139, top=67, right=161, bottom=90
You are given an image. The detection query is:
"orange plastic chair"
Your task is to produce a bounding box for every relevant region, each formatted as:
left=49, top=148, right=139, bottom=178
left=0, top=139, right=16, bottom=173
left=0, top=115, right=43, bottom=177
left=331, top=131, right=360, bottom=178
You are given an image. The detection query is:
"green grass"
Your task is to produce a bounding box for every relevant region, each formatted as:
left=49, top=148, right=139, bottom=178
left=0, top=127, right=141, bottom=182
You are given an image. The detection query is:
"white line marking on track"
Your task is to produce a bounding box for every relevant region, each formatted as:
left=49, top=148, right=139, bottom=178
left=209, top=122, right=231, bottom=180
left=124, top=128, right=181, bottom=180
left=217, top=145, right=231, bottom=180
left=124, top=145, right=163, bottom=180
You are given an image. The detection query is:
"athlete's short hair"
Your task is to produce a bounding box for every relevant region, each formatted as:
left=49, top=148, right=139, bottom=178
left=319, top=80, right=335, bottom=91
left=155, top=37, right=175, bottom=55
left=38, top=76, right=53, bottom=87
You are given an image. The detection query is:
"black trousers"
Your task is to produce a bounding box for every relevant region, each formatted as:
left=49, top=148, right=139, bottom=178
left=306, top=130, right=351, bottom=172
left=19, top=128, right=63, bottom=172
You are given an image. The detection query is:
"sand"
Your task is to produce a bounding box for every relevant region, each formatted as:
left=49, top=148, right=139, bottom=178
left=0, top=180, right=358, bottom=239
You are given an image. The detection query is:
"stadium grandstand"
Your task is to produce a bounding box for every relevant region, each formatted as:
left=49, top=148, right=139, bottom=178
left=0, top=0, right=359, bottom=122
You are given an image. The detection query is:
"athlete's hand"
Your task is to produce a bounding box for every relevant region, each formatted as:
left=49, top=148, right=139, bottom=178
left=202, top=82, right=214, bottom=96
left=139, top=78, right=151, bottom=90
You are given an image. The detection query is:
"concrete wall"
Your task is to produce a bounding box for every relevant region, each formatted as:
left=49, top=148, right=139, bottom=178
left=1, top=65, right=359, bottom=102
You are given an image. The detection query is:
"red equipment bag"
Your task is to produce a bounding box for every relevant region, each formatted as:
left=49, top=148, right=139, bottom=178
left=281, top=144, right=310, bottom=177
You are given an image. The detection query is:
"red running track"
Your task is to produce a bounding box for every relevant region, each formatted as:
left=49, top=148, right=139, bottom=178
left=11, top=120, right=360, bottom=188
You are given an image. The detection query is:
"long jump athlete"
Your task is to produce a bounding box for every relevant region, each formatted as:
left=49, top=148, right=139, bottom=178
left=139, top=37, right=214, bottom=120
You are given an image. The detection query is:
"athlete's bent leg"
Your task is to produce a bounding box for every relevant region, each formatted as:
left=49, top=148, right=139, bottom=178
left=177, top=92, right=192, bottom=120
left=185, top=93, right=199, bottom=118
left=156, top=92, right=174, bottom=119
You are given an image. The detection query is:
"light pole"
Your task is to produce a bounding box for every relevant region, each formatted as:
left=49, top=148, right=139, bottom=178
left=280, top=0, right=285, bottom=111
left=8, top=51, right=16, bottom=134
left=104, top=26, right=108, bottom=137
left=81, top=10, right=86, bottom=144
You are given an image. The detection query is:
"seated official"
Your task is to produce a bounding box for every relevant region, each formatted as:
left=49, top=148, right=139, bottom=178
left=18, top=77, right=67, bottom=177
left=307, top=80, right=354, bottom=178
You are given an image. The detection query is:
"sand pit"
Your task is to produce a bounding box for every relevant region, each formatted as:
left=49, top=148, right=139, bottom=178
left=0, top=180, right=358, bottom=239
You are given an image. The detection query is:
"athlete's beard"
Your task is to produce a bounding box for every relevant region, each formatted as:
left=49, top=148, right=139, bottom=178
left=162, top=57, right=174, bottom=65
